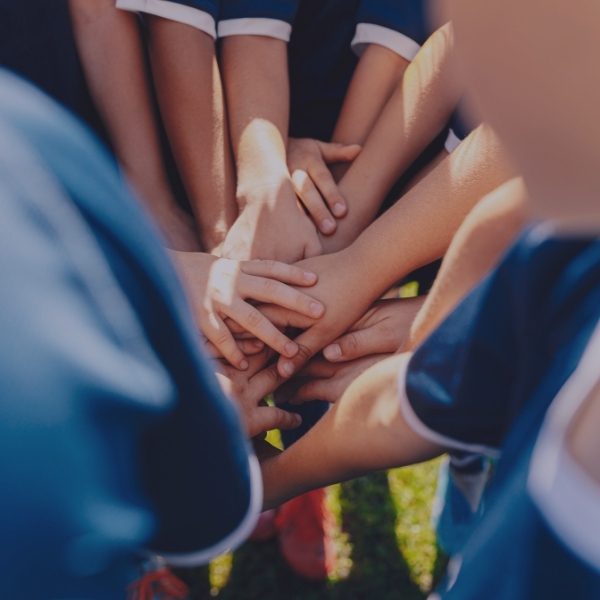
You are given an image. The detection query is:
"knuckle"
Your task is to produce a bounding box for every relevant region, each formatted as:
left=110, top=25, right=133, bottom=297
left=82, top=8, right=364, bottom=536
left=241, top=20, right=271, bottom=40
left=245, top=307, right=265, bottom=329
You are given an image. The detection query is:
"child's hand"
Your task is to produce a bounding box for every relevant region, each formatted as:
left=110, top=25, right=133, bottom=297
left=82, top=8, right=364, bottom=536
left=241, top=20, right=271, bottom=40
left=221, top=179, right=322, bottom=263
left=281, top=354, right=390, bottom=404
left=273, top=250, right=384, bottom=379
left=172, top=251, right=325, bottom=369
left=322, top=297, right=424, bottom=363
left=287, top=138, right=360, bottom=235
left=216, top=350, right=301, bottom=438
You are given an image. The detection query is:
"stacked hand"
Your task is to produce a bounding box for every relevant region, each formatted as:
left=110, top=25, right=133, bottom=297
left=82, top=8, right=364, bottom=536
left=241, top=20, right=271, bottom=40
left=172, top=251, right=325, bottom=370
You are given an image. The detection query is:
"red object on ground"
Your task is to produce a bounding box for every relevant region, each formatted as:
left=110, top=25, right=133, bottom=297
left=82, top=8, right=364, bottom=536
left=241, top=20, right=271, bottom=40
left=275, top=488, right=337, bottom=581
left=128, top=567, right=189, bottom=600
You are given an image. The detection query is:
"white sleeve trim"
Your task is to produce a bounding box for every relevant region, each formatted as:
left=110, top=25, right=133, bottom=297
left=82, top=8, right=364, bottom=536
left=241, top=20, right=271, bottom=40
left=116, top=0, right=216, bottom=38
left=158, top=453, right=262, bottom=567
left=398, top=361, right=501, bottom=459
left=352, top=23, right=420, bottom=61
left=445, top=129, right=462, bottom=153
left=218, top=18, right=292, bottom=42
left=529, top=321, right=600, bottom=572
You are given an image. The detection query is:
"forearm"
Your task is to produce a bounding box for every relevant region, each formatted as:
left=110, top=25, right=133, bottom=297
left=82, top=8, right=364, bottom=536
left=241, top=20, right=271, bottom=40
left=262, top=354, right=441, bottom=508
left=325, top=24, right=461, bottom=251
left=407, top=177, right=528, bottom=349
left=332, top=44, right=410, bottom=148
left=337, top=124, right=516, bottom=289
left=69, top=1, right=171, bottom=204
left=221, top=36, right=290, bottom=197
left=147, top=18, right=236, bottom=250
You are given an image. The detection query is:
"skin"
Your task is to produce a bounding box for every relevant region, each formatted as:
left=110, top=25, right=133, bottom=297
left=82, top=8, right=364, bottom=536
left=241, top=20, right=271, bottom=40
left=171, top=251, right=324, bottom=369
left=323, top=23, right=463, bottom=253
left=68, top=0, right=200, bottom=251
left=146, top=17, right=238, bottom=252
left=275, top=123, right=514, bottom=379
left=220, top=36, right=322, bottom=262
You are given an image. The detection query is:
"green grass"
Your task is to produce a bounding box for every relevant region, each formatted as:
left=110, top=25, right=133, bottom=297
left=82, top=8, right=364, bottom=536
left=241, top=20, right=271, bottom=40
left=177, top=460, right=445, bottom=600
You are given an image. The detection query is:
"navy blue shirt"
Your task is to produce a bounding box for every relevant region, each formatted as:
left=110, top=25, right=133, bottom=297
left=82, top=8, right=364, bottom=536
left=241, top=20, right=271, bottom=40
left=0, top=71, right=259, bottom=599
left=405, top=228, right=600, bottom=454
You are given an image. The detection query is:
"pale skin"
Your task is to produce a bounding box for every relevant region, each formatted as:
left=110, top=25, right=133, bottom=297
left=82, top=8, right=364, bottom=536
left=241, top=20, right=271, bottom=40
left=68, top=0, right=200, bottom=251
left=275, top=123, right=515, bottom=379
left=286, top=177, right=527, bottom=405
left=220, top=36, right=322, bottom=262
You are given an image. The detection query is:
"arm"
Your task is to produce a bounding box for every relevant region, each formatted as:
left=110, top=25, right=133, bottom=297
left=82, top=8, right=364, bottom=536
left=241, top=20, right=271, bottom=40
left=146, top=16, right=237, bottom=252
left=261, top=354, right=441, bottom=508
left=276, top=123, right=515, bottom=378
left=220, top=35, right=321, bottom=262
left=68, top=0, right=199, bottom=250
left=325, top=23, right=462, bottom=252
left=407, top=177, right=528, bottom=348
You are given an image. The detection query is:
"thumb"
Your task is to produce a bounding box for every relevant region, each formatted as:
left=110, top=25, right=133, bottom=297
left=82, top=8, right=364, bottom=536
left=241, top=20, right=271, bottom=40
left=317, top=141, right=362, bottom=164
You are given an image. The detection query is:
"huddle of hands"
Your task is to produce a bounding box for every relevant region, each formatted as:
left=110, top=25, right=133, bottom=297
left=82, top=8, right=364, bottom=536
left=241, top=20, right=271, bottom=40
left=175, top=138, right=420, bottom=440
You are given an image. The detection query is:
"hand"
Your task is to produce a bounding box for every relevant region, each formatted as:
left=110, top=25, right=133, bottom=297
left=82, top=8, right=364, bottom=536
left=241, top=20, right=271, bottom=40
left=322, top=297, right=425, bottom=362
left=282, top=354, right=391, bottom=404
left=221, top=179, right=322, bottom=263
left=273, top=249, right=384, bottom=379
left=288, top=138, right=361, bottom=235
left=216, top=350, right=301, bottom=438
left=172, top=251, right=325, bottom=369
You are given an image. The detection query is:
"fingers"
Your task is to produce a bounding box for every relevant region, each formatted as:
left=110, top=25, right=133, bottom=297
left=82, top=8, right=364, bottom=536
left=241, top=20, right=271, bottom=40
left=225, top=300, right=300, bottom=359
left=203, top=312, right=249, bottom=370
left=242, top=275, right=324, bottom=319
left=277, top=328, right=323, bottom=378
left=305, top=157, right=348, bottom=218
left=299, top=358, right=338, bottom=379
left=248, top=363, right=286, bottom=400
left=323, top=325, right=396, bottom=363
left=291, top=169, right=337, bottom=234
left=317, top=141, right=362, bottom=164
left=204, top=338, right=265, bottom=358
left=251, top=406, right=302, bottom=436
left=251, top=305, right=317, bottom=331
left=241, top=259, right=318, bottom=287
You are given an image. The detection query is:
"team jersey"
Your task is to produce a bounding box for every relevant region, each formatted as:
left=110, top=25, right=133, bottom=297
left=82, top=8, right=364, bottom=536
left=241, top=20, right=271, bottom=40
left=116, top=0, right=220, bottom=38
left=437, top=322, right=600, bottom=599
left=0, top=70, right=259, bottom=600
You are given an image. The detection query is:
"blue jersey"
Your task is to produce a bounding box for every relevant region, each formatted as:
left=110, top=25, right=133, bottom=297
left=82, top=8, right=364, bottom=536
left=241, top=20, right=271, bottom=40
left=0, top=71, right=259, bottom=599
left=116, top=0, right=220, bottom=38
left=439, top=323, right=600, bottom=599
left=404, top=228, right=600, bottom=456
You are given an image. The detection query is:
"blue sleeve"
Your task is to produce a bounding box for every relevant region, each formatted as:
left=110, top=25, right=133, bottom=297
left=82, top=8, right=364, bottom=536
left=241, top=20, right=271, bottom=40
left=116, top=0, right=220, bottom=38
left=404, top=240, right=523, bottom=455
left=353, top=0, right=430, bottom=60
left=218, top=0, right=299, bottom=41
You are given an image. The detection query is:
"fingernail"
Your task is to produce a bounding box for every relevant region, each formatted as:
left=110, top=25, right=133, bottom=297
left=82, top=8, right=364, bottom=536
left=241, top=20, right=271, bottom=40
left=252, top=340, right=265, bottom=349
left=310, top=301, right=324, bottom=317
left=240, top=359, right=249, bottom=370
left=293, top=414, right=302, bottom=426
left=281, top=361, right=295, bottom=377
left=333, top=202, right=346, bottom=217
left=324, top=344, right=342, bottom=360
left=321, top=218, right=335, bottom=233
left=303, top=271, right=317, bottom=283
left=284, top=342, right=298, bottom=357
